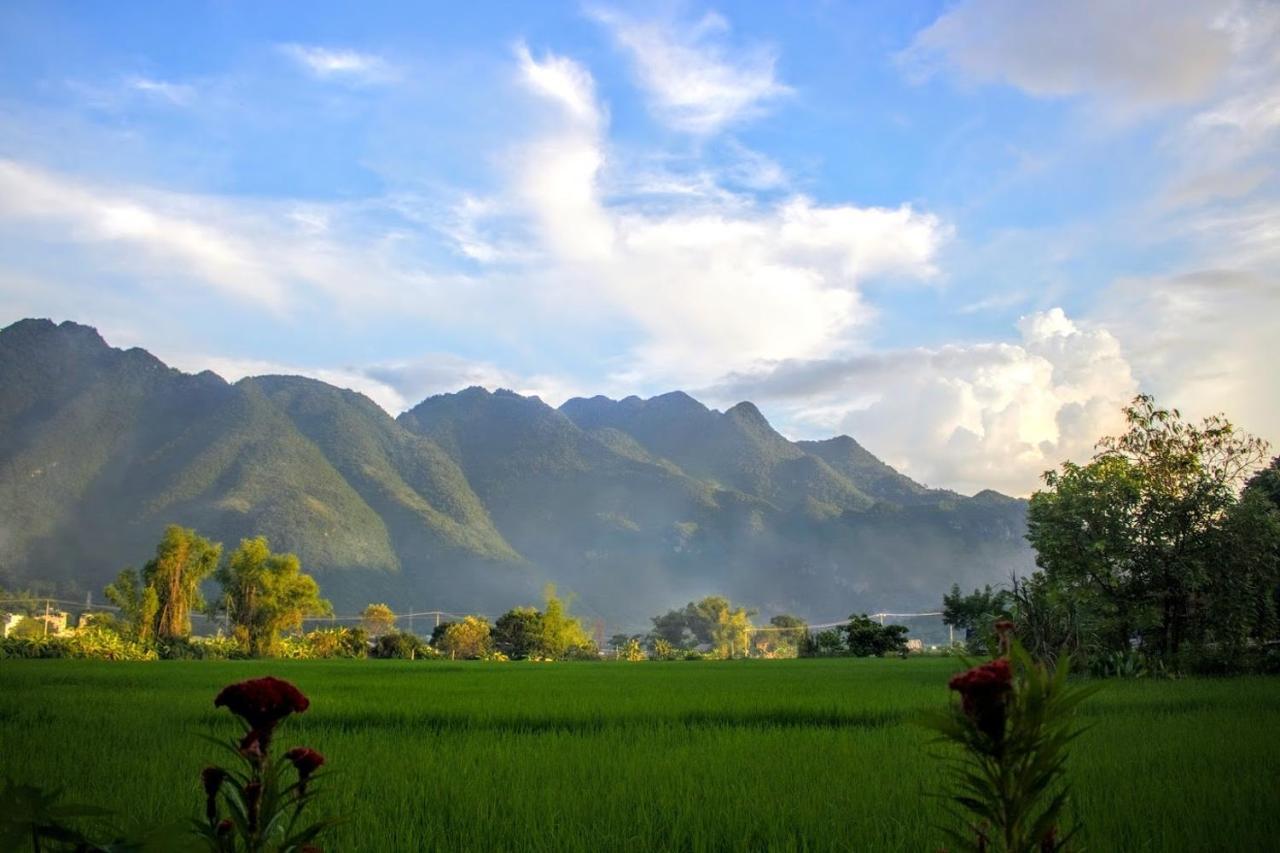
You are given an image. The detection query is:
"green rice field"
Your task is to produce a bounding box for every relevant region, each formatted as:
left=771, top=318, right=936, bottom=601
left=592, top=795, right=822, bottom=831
left=2, top=658, right=1278, bottom=851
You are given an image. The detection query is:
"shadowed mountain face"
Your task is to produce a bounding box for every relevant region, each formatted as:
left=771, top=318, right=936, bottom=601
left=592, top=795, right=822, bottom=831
left=0, top=319, right=1034, bottom=629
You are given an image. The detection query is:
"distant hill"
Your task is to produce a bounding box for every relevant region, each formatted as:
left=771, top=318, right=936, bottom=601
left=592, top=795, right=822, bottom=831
left=0, top=319, right=1034, bottom=629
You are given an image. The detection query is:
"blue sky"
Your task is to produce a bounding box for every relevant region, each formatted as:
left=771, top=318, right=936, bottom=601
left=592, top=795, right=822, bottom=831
left=1, top=1, right=1277, bottom=494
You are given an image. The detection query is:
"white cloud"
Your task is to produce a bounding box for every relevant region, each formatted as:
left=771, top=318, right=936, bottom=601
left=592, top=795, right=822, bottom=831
left=1094, top=269, right=1280, bottom=445
left=704, top=309, right=1139, bottom=496
left=0, top=159, right=489, bottom=321
left=161, top=353, right=411, bottom=414
left=900, top=0, right=1243, bottom=106
left=125, top=76, right=195, bottom=106
left=589, top=6, right=790, bottom=134
left=148, top=350, right=584, bottom=415
left=451, top=46, right=947, bottom=388
left=0, top=159, right=289, bottom=308
left=360, top=354, right=586, bottom=410
left=279, top=44, right=395, bottom=84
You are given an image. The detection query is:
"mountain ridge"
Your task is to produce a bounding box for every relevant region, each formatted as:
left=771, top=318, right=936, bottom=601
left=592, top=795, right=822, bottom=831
left=0, top=319, right=1034, bottom=628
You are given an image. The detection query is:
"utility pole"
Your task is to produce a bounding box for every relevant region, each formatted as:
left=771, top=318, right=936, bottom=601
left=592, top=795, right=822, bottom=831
left=44, top=599, right=51, bottom=637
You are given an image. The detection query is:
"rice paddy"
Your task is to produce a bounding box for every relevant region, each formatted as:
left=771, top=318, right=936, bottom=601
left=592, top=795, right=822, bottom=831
left=2, top=658, right=1278, bottom=851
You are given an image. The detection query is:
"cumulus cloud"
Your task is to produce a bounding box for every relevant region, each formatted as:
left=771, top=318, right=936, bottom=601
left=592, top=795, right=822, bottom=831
left=704, top=309, right=1139, bottom=496
left=1094, top=269, right=1280, bottom=444
left=900, top=0, right=1242, bottom=106
left=458, top=46, right=947, bottom=387
left=589, top=6, right=790, bottom=134
left=279, top=44, right=395, bottom=84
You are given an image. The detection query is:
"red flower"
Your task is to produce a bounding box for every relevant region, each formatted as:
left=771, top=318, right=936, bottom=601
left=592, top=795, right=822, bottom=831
left=285, top=747, right=326, bottom=793
left=201, top=766, right=227, bottom=823
left=201, top=766, right=226, bottom=798
left=214, top=676, right=310, bottom=731
left=948, top=658, right=1013, bottom=741
left=215, top=819, right=233, bottom=838
left=285, top=747, right=325, bottom=776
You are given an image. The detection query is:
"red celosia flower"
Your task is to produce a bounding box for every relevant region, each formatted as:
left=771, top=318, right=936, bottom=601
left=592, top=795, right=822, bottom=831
left=214, top=676, right=310, bottom=731
left=285, top=747, right=326, bottom=795
left=201, top=766, right=227, bottom=823
left=948, top=658, right=1013, bottom=741
left=285, top=747, right=326, bottom=778
left=201, top=766, right=226, bottom=798
left=215, top=819, right=233, bottom=837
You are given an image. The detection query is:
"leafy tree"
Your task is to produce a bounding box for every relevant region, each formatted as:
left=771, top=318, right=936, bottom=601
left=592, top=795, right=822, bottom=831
left=495, top=606, right=544, bottom=659
left=1203, top=488, right=1280, bottom=654
left=843, top=614, right=909, bottom=657
left=103, top=568, right=160, bottom=643
left=437, top=615, right=492, bottom=659
left=429, top=621, right=453, bottom=648
left=943, top=584, right=1012, bottom=653
left=650, top=637, right=676, bottom=660
left=143, top=525, right=222, bottom=641
left=767, top=614, right=808, bottom=646
left=360, top=603, right=397, bottom=638
left=371, top=631, right=425, bottom=660
left=536, top=585, right=594, bottom=659
left=1028, top=395, right=1271, bottom=660
left=620, top=637, right=646, bottom=661
left=649, top=608, right=696, bottom=648
left=217, top=537, right=332, bottom=657
left=1245, top=456, right=1280, bottom=510
left=811, top=628, right=845, bottom=656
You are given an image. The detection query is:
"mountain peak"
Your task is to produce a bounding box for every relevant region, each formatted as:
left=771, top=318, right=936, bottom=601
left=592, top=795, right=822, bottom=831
left=725, top=400, right=769, bottom=428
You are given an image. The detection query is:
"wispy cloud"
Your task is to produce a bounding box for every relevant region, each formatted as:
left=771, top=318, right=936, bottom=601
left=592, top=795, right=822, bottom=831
left=588, top=6, right=790, bottom=134
left=899, top=0, right=1241, bottom=107
left=279, top=43, right=396, bottom=84
left=125, top=76, right=195, bottom=106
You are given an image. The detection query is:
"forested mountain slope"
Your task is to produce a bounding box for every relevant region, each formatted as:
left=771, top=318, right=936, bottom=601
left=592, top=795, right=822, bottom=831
left=0, top=319, right=1034, bottom=627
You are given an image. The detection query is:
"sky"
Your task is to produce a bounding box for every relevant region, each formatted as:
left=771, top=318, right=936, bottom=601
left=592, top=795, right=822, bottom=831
left=0, top=1, right=1277, bottom=496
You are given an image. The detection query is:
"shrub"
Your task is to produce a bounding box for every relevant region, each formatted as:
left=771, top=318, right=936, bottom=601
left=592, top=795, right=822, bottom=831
left=371, top=631, right=427, bottom=660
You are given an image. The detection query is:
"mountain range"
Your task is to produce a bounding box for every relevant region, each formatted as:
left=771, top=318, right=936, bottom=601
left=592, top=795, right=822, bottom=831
left=0, top=319, right=1034, bottom=630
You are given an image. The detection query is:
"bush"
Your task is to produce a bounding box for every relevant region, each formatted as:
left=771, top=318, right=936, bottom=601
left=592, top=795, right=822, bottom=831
left=0, top=628, right=157, bottom=661
left=371, top=631, right=428, bottom=659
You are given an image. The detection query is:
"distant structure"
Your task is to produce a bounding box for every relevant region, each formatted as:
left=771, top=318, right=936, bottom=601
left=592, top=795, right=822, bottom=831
left=905, top=638, right=924, bottom=653
left=36, top=610, right=71, bottom=636
left=1, top=613, right=22, bottom=638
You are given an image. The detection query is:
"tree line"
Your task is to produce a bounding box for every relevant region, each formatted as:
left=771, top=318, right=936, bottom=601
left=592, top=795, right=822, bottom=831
left=944, top=395, right=1280, bottom=674
left=100, top=526, right=331, bottom=657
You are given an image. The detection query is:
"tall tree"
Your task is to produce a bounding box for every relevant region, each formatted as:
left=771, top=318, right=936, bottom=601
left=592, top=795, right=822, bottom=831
left=843, top=614, right=909, bottom=657
left=361, top=603, right=397, bottom=638
left=1028, top=395, right=1270, bottom=658
left=942, top=584, right=1012, bottom=653
left=217, top=537, right=331, bottom=656
left=494, top=606, right=543, bottom=659
left=437, top=616, right=492, bottom=659
left=536, top=585, right=594, bottom=659
left=103, top=567, right=160, bottom=643
left=140, top=525, right=221, bottom=641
